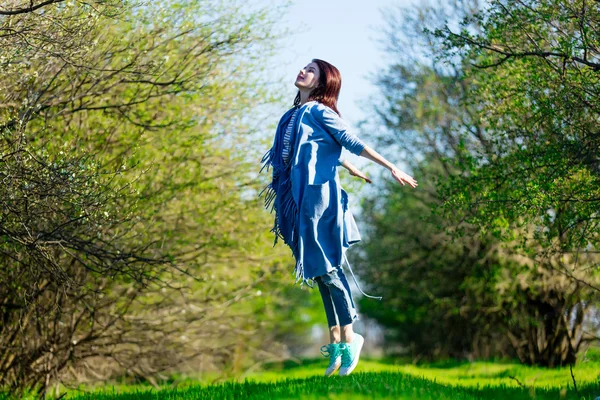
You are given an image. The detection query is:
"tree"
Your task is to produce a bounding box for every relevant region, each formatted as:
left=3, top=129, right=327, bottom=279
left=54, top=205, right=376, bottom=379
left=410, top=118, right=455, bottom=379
left=355, top=0, right=600, bottom=366
left=433, top=0, right=600, bottom=365
left=0, top=0, right=301, bottom=395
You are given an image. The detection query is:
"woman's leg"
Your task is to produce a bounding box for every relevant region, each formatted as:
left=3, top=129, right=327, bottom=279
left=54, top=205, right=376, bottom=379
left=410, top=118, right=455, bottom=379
left=341, top=324, right=355, bottom=343
left=336, top=267, right=358, bottom=343
left=316, top=268, right=364, bottom=376
left=330, top=326, right=341, bottom=344
left=316, top=268, right=357, bottom=343
left=316, top=276, right=345, bottom=376
left=315, top=276, right=341, bottom=343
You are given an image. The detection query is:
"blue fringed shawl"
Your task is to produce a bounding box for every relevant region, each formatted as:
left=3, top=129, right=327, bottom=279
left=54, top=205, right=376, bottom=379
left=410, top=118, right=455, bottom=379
left=259, top=106, right=304, bottom=282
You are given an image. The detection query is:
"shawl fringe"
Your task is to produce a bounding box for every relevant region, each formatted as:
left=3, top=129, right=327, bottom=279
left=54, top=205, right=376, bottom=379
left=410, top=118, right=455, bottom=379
left=259, top=108, right=308, bottom=285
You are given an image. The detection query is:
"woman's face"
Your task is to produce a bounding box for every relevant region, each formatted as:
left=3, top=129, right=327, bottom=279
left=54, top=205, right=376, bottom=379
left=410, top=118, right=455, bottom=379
left=295, top=62, right=320, bottom=92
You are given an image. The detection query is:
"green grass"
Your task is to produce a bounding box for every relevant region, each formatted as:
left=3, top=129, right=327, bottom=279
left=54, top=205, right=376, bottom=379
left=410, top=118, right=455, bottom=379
left=252, top=356, right=600, bottom=387
left=63, top=371, right=600, bottom=400
left=7, top=352, right=600, bottom=399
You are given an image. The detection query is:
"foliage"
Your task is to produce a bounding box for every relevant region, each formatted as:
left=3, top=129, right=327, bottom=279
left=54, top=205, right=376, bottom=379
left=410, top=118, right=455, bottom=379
left=357, top=170, right=514, bottom=361
left=432, top=0, right=600, bottom=365
left=0, top=0, right=312, bottom=396
left=434, top=0, right=600, bottom=263
left=356, top=0, right=600, bottom=367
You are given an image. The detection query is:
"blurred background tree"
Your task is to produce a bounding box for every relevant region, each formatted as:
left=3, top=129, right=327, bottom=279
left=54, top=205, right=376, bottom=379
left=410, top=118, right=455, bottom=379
left=0, top=0, right=326, bottom=395
left=355, top=0, right=600, bottom=367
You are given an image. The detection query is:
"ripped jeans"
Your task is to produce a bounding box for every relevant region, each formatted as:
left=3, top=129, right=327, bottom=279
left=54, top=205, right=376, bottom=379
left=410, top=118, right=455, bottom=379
left=314, top=267, right=358, bottom=327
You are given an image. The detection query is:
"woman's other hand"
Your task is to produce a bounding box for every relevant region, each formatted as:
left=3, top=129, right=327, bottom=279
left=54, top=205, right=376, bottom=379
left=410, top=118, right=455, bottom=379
left=340, top=159, right=372, bottom=184
left=348, top=167, right=372, bottom=184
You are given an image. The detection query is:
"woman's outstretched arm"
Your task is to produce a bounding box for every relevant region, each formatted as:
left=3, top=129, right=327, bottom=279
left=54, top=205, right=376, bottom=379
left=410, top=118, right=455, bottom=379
left=316, top=104, right=417, bottom=188
left=359, top=145, right=418, bottom=188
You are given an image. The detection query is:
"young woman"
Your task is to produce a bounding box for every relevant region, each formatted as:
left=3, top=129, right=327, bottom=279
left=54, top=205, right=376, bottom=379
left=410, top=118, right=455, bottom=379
left=260, top=59, right=417, bottom=377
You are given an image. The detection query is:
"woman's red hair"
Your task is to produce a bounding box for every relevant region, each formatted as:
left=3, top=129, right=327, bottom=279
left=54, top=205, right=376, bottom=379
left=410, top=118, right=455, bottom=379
left=294, top=59, right=342, bottom=116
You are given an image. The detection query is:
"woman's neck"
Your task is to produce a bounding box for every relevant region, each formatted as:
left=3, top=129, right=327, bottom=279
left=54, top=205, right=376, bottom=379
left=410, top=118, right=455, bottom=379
left=299, top=90, right=311, bottom=105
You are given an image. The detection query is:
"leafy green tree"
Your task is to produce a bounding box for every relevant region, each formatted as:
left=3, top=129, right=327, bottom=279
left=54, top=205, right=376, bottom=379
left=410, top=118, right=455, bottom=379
left=0, top=0, right=307, bottom=395
left=356, top=0, right=600, bottom=366
left=432, top=0, right=600, bottom=365
left=434, top=0, right=600, bottom=264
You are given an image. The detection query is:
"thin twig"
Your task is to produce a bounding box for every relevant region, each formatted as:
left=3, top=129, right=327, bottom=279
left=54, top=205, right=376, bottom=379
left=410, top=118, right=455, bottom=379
left=508, top=375, right=525, bottom=388
left=570, top=364, right=580, bottom=398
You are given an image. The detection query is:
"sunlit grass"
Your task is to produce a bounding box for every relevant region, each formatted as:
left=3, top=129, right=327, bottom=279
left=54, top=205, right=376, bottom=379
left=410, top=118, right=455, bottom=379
left=65, top=371, right=600, bottom=400
left=5, top=349, right=600, bottom=399
left=396, top=359, right=600, bottom=388
left=245, top=349, right=600, bottom=389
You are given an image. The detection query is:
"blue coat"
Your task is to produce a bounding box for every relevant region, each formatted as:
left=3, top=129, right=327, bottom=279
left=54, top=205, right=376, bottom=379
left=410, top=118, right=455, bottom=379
left=261, top=100, right=365, bottom=284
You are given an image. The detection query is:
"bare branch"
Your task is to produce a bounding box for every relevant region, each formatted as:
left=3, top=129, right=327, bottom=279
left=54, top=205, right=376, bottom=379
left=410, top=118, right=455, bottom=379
left=0, top=0, right=64, bottom=16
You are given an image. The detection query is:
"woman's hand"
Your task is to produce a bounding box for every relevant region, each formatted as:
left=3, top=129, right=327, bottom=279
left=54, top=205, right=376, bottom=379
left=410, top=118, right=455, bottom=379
left=348, top=167, right=372, bottom=184
left=340, top=159, right=372, bottom=184
left=391, top=167, right=417, bottom=188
